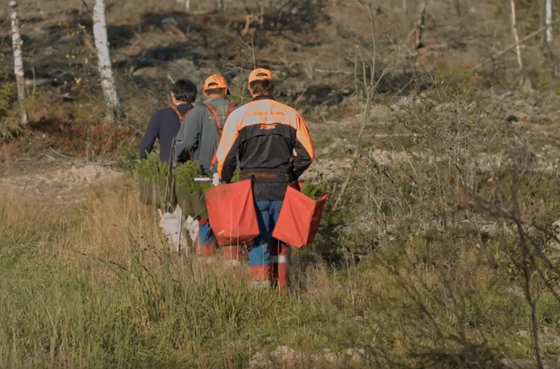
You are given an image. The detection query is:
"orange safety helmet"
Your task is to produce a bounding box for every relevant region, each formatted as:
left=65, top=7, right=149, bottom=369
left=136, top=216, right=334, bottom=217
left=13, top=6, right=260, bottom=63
left=203, top=74, right=229, bottom=93
left=248, top=68, right=273, bottom=83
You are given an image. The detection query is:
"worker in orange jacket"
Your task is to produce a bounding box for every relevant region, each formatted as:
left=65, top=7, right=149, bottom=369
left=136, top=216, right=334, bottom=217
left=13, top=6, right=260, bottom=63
left=214, top=68, right=315, bottom=290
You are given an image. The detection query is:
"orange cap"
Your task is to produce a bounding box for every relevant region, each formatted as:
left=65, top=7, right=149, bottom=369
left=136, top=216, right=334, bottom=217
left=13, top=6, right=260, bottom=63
left=248, top=68, right=273, bottom=83
left=203, top=74, right=228, bottom=91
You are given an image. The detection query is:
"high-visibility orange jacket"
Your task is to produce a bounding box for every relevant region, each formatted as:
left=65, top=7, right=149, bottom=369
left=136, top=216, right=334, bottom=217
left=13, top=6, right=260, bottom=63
left=215, top=96, right=315, bottom=201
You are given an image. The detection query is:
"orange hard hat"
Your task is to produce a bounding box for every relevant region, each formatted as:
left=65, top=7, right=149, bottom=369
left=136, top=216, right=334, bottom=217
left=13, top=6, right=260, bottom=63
left=248, top=68, right=273, bottom=84
left=203, top=74, right=228, bottom=91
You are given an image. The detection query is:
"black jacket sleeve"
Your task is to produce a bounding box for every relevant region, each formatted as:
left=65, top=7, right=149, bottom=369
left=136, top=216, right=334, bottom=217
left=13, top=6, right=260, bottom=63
left=221, top=135, right=240, bottom=183
left=139, top=113, right=159, bottom=159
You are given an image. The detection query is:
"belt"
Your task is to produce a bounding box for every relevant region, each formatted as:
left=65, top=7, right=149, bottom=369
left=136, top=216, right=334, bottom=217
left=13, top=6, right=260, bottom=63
left=241, top=172, right=292, bottom=183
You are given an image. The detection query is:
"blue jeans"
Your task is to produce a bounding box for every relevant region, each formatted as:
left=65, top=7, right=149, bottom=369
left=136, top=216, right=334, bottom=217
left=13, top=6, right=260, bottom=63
left=248, top=201, right=283, bottom=281
left=198, top=220, right=215, bottom=247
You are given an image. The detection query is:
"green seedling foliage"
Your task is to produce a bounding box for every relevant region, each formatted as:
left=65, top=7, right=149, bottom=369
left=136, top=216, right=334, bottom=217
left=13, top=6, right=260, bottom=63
left=301, top=180, right=326, bottom=200
left=175, top=164, right=240, bottom=193
left=231, top=168, right=241, bottom=182
left=137, top=152, right=169, bottom=182
left=175, top=160, right=212, bottom=193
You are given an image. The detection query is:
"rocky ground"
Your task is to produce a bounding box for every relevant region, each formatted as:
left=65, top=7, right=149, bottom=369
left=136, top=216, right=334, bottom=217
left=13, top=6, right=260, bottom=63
left=3, top=83, right=560, bottom=205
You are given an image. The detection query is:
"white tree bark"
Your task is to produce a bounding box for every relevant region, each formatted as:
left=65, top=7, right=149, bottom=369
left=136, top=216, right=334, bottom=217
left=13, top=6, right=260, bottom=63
left=92, top=0, right=124, bottom=122
left=510, top=0, right=524, bottom=73
left=546, top=0, right=553, bottom=43
left=10, top=0, right=28, bottom=128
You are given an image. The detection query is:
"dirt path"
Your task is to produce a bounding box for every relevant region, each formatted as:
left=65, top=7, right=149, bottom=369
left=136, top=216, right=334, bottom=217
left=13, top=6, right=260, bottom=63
left=0, top=158, right=124, bottom=203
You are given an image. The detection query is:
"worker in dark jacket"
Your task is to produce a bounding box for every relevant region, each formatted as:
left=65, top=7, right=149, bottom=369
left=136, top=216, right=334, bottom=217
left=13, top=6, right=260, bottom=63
left=215, top=68, right=315, bottom=290
left=174, top=74, right=241, bottom=262
left=175, top=75, right=240, bottom=173
left=139, top=79, right=197, bottom=163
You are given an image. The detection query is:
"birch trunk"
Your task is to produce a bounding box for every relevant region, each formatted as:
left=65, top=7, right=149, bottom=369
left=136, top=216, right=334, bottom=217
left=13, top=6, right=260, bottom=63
left=92, top=0, right=125, bottom=122
left=510, top=0, right=524, bottom=73
left=217, top=0, right=227, bottom=13
left=10, top=0, right=28, bottom=128
left=546, top=0, right=553, bottom=43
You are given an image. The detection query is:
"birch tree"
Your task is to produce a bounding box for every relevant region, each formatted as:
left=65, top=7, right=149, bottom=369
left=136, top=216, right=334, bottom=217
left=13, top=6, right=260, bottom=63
left=509, top=0, right=524, bottom=76
left=92, top=0, right=125, bottom=122
left=546, top=0, right=553, bottom=43
left=10, top=0, right=28, bottom=128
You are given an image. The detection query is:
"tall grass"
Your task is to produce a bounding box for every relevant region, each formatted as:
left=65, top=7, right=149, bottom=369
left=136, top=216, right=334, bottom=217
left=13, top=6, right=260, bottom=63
left=1, top=169, right=559, bottom=368
left=3, top=65, right=560, bottom=368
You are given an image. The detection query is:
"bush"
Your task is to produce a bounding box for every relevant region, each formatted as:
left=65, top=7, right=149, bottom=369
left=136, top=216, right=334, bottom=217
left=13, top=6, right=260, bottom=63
left=300, top=180, right=327, bottom=200
left=0, top=72, right=19, bottom=142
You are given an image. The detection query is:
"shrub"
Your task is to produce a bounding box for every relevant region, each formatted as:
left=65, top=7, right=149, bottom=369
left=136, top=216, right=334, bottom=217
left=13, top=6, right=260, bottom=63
left=0, top=73, right=18, bottom=142
left=301, top=180, right=327, bottom=200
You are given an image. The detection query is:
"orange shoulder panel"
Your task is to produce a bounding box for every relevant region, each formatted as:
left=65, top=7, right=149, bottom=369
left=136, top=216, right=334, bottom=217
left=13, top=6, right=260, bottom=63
left=234, top=100, right=299, bottom=130
left=295, top=112, right=314, bottom=161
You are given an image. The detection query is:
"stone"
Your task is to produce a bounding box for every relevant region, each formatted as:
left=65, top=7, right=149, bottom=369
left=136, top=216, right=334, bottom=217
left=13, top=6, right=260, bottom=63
left=249, top=352, right=272, bottom=369
left=271, top=345, right=300, bottom=365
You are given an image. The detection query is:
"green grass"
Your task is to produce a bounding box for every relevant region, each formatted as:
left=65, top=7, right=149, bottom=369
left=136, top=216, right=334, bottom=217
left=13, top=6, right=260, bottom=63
left=4, top=74, right=560, bottom=368
left=1, top=175, right=560, bottom=368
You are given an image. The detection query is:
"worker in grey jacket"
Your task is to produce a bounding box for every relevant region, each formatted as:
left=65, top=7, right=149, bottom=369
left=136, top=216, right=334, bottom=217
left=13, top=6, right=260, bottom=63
left=175, top=74, right=240, bottom=174
left=174, top=74, right=241, bottom=262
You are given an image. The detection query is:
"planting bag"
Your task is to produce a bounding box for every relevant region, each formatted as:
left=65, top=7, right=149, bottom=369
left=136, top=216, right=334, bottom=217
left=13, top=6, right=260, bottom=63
left=158, top=206, right=185, bottom=254
left=272, top=185, right=328, bottom=249
left=139, top=176, right=173, bottom=207
left=175, top=185, right=208, bottom=219
left=205, top=179, right=260, bottom=246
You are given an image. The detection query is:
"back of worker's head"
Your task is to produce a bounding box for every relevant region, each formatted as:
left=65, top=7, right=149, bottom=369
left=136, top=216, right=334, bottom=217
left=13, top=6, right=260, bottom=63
left=248, top=68, right=274, bottom=98
left=171, top=79, right=197, bottom=104
left=203, top=74, right=229, bottom=99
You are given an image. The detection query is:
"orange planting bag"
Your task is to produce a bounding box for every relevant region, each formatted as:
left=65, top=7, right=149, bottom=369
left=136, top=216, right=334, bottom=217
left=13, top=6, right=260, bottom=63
left=272, top=185, right=328, bottom=249
left=205, top=179, right=260, bottom=246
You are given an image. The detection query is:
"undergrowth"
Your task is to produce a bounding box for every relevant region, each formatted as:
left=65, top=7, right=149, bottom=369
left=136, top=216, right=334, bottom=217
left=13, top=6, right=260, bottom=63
left=2, top=173, right=559, bottom=368
left=0, top=71, right=19, bottom=142
left=3, top=66, right=560, bottom=369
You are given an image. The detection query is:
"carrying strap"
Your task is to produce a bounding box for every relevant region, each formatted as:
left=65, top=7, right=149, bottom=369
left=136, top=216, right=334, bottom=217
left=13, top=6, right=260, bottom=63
left=170, top=105, right=194, bottom=162
left=207, top=102, right=236, bottom=168
left=205, top=102, right=235, bottom=134
left=169, top=104, right=193, bottom=123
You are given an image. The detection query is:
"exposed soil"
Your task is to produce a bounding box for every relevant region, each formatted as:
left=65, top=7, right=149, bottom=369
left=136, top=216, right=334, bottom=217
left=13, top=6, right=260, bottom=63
left=0, top=158, right=123, bottom=203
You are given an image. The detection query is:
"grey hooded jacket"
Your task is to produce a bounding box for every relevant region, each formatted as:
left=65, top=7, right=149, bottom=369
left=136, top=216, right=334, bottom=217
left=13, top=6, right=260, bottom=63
left=174, top=97, right=241, bottom=174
